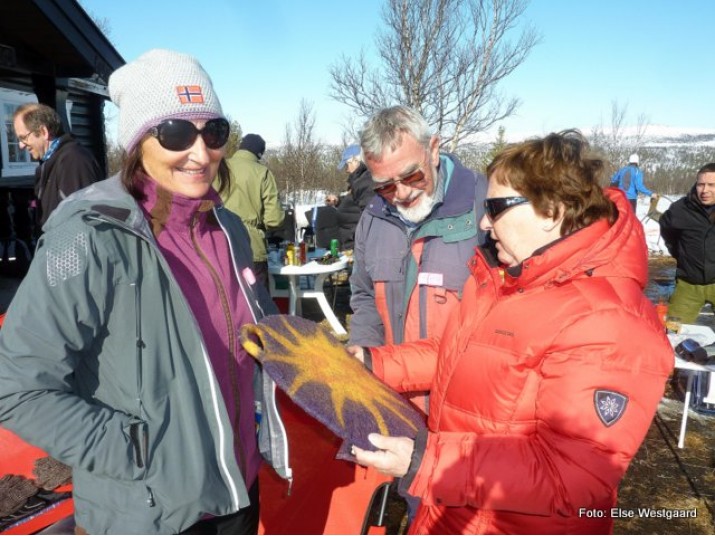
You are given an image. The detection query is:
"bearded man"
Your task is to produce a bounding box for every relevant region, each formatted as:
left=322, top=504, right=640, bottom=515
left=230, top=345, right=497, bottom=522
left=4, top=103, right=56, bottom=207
left=349, top=105, right=487, bottom=414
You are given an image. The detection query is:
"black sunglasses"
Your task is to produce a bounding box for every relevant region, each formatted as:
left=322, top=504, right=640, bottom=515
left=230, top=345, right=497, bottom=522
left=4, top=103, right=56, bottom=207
left=149, top=118, right=230, bottom=151
left=372, top=168, right=427, bottom=196
left=484, top=196, right=530, bottom=220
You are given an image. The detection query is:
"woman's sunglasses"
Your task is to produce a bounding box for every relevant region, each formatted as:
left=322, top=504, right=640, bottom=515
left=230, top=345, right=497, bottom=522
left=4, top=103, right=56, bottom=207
left=149, top=118, right=230, bottom=151
left=484, top=196, right=530, bottom=220
left=372, top=168, right=427, bottom=196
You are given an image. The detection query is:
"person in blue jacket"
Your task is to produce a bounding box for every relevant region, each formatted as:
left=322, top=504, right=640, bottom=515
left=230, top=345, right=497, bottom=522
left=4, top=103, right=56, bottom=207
left=610, top=153, right=657, bottom=211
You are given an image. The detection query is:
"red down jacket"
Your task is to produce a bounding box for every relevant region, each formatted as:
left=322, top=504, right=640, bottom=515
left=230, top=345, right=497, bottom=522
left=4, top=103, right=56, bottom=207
left=371, top=189, right=673, bottom=534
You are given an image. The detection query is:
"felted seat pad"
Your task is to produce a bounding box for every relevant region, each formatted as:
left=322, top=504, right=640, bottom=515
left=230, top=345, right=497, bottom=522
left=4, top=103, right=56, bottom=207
left=240, top=315, right=425, bottom=460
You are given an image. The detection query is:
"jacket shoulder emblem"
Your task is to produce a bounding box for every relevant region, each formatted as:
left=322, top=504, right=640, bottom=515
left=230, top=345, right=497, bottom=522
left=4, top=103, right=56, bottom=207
left=594, top=389, right=628, bottom=427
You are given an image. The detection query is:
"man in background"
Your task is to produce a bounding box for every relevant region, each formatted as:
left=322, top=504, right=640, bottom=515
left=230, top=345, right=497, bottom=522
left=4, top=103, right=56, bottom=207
left=336, top=144, right=375, bottom=250
left=659, top=163, right=715, bottom=323
left=304, top=195, right=339, bottom=250
left=221, top=133, right=284, bottom=288
left=610, top=153, right=657, bottom=212
left=13, top=103, right=102, bottom=234
left=325, top=193, right=339, bottom=207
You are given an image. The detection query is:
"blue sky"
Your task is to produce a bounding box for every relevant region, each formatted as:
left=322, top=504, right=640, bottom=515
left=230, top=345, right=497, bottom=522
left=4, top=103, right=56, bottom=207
left=81, top=0, right=715, bottom=146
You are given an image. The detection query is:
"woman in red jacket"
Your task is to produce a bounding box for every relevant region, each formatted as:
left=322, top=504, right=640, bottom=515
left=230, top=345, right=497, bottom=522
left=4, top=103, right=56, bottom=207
left=353, top=130, right=673, bottom=534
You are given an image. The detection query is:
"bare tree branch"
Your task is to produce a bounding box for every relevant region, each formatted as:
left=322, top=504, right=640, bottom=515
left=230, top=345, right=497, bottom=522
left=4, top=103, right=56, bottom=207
left=329, top=0, right=539, bottom=150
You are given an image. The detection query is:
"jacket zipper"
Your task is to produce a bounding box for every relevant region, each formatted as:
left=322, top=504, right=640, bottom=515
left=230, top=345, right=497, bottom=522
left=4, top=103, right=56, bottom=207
left=214, top=208, right=293, bottom=492
left=131, top=279, right=155, bottom=507
left=189, top=212, right=248, bottom=481
left=87, top=213, right=241, bottom=511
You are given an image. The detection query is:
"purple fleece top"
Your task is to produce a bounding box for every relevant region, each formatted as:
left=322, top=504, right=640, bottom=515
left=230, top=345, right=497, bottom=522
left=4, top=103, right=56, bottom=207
left=137, top=176, right=261, bottom=489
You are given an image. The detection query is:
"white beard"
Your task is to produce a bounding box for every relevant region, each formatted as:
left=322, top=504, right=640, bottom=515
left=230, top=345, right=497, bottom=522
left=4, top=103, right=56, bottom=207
left=396, top=190, right=437, bottom=223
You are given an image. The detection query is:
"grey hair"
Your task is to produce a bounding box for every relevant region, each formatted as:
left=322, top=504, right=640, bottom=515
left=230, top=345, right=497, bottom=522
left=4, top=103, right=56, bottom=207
left=359, top=105, right=433, bottom=160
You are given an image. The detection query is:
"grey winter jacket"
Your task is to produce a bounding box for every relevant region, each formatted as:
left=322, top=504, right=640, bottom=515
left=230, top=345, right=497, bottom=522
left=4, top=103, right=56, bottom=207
left=0, top=177, right=291, bottom=534
left=349, top=154, right=488, bottom=347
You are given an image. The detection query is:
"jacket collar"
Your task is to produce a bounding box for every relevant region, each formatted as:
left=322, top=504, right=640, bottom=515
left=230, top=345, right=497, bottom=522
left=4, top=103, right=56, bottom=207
left=478, top=188, right=648, bottom=292
left=232, top=149, right=260, bottom=163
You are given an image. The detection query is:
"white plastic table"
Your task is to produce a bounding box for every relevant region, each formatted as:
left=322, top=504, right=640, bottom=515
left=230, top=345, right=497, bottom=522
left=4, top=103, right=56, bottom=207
left=668, top=324, right=715, bottom=448
left=268, top=257, right=349, bottom=336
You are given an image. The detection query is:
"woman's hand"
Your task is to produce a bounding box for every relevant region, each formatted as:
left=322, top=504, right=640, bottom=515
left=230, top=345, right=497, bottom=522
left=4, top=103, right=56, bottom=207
left=352, top=433, right=414, bottom=477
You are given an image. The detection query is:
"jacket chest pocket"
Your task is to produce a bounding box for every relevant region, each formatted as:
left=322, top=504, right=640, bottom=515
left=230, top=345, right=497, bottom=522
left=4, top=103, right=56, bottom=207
left=367, top=256, right=405, bottom=282
left=442, top=341, right=538, bottom=425
left=419, top=239, right=475, bottom=292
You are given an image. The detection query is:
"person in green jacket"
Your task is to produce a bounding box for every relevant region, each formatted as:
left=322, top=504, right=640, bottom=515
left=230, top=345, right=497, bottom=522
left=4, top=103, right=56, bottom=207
left=221, top=134, right=285, bottom=288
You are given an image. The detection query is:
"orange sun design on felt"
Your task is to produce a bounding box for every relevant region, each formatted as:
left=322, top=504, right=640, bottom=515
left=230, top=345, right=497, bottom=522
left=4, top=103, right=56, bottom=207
left=241, top=316, right=420, bottom=436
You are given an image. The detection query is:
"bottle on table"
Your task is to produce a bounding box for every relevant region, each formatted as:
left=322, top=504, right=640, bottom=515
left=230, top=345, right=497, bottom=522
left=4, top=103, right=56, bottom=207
left=299, top=240, right=307, bottom=265
left=285, top=243, right=295, bottom=266
left=303, top=228, right=316, bottom=252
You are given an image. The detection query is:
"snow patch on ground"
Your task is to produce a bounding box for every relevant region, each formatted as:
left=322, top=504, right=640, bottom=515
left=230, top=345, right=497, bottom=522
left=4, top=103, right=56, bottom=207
left=637, top=194, right=680, bottom=255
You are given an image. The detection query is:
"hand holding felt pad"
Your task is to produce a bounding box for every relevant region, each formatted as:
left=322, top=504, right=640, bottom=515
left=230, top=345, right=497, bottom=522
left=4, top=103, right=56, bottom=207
left=240, top=315, right=426, bottom=460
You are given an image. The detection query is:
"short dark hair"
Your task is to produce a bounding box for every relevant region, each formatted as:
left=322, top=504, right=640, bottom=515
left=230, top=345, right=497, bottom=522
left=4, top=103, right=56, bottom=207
left=697, top=163, right=715, bottom=177
left=119, top=139, right=230, bottom=199
left=487, top=129, right=617, bottom=236
left=13, top=103, right=64, bottom=138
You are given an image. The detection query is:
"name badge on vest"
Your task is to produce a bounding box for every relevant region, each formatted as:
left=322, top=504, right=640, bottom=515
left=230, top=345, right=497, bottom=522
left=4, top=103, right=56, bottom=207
left=418, top=272, right=444, bottom=287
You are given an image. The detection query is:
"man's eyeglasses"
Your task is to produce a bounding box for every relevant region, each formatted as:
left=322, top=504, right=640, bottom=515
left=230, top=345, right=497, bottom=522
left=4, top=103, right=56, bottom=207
left=484, top=196, right=530, bottom=220
left=372, top=168, right=427, bottom=196
left=16, top=131, right=35, bottom=144
left=149, top=118, right=230, bottom=151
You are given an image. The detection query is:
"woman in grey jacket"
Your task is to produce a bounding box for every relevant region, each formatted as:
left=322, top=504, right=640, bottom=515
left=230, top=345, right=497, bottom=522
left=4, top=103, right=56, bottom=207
left=0, top=49, right=290, bottom=534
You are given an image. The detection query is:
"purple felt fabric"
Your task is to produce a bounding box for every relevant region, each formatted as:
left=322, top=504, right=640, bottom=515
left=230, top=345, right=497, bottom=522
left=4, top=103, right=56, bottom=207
left=240, top=315, right=426, bottom=460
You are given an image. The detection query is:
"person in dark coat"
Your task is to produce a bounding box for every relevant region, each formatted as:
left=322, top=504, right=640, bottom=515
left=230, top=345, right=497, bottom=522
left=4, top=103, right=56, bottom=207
left=304, top=197, right=340, bottom=249
left=659, top=162, right=715, bottom=323
left=13, top=103, right=102, bottom=233
left=336, top=144, right=375, bottom=250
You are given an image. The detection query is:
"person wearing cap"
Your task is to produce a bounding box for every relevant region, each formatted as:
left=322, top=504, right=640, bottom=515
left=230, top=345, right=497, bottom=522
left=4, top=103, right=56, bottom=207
left=610, top=153, right=657, bottom=212
left=0, top=49, right=291, bottom=534
left=335, top=144, right=376, bottom=250
left=220, top=134, right=284, bottom=288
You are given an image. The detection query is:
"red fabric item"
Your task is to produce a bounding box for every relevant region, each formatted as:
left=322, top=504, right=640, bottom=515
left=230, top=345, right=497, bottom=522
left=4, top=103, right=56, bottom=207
left=0, top=427, right=73, bottom=535
left=259, top=392, right=390, bottom=535
left=373, top=190, right=674, bottom=534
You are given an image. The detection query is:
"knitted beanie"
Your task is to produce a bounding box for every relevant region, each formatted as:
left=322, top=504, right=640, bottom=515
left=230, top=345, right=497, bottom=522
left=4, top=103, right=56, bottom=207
left=240, top=315, right=426, bottom=461
left=108, top=48, right=224, bottom=153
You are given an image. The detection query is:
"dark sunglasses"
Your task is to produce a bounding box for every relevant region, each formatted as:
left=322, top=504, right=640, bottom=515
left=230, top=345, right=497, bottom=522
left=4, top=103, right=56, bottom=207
left=484, top=196, right=530, bottom=220
left=372, top=168, right=427, bottom=196
left=149, top=118, right=230, bottom=151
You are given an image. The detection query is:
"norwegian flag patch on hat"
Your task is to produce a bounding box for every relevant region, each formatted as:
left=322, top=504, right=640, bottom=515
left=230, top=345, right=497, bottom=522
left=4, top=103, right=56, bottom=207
left=108, top=49, right=224, bottom=152
left=594, top=389, right=628, bottom=427
left=176, top=85, right=204, bottom=104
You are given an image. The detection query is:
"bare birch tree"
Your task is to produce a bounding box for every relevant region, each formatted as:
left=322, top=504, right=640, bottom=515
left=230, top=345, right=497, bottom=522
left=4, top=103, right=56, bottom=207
left=590, top=100, right=650, bottom=183
left=267, top=100, right=345, bottom=206
left=329, top=0, right=539, bottom=151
